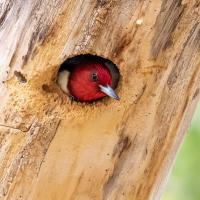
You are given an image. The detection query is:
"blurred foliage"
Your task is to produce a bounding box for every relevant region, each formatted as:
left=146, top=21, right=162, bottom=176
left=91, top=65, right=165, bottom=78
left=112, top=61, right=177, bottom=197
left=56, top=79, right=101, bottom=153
left=162, top=103, right=200, bottom=200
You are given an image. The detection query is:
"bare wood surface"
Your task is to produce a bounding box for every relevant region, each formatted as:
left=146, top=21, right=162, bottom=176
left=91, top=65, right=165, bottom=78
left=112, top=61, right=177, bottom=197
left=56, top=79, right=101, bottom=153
left=0, top=0, right=200, bottom=199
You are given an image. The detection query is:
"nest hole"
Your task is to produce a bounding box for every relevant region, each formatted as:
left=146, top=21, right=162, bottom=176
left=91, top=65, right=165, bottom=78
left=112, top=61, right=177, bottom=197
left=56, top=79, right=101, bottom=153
left=57, top=54, right=120, bottom=102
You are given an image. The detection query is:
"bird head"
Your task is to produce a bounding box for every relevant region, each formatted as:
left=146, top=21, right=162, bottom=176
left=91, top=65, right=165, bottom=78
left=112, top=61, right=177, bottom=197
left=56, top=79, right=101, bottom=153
left=58, top=62, right=119, bottom=102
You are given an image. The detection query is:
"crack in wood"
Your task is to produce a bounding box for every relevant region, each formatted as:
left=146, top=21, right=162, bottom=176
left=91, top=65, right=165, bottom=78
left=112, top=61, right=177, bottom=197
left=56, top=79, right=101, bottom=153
left=0, top=124, right=31, bottom=132
left=167, top=22, right=200, bottom=90
left=0, top=0, right=14, bottom=26
left=151, top=0, right=185, bottom=58
left=36, top=120, right=61, bottom=176
left=103, top=134, right=138, bottom=200
left=14, top=71, right=27, bottom=83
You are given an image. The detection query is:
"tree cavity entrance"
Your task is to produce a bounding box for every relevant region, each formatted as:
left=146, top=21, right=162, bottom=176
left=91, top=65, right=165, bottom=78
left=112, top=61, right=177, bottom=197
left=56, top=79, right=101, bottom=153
left=57, top=54, right=120, bottom=102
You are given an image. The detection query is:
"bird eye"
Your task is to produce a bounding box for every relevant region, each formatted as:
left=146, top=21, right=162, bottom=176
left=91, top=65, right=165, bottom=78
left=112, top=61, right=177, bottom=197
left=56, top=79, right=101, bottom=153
left=91, top=72, right=98, bottom=81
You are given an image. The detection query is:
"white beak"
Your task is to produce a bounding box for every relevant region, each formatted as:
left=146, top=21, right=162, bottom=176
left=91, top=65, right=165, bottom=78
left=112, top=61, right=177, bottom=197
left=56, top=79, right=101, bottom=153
left=99, top=85, right=120, bottom=100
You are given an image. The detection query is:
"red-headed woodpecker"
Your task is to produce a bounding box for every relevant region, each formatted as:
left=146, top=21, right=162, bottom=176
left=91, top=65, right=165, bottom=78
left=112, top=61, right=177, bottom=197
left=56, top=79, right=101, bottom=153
left=57, top=59, right=120, bottom=102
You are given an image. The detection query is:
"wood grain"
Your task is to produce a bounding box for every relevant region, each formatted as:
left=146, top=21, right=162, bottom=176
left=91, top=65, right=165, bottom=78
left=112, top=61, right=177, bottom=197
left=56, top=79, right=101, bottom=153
left=0, top=0, right=199, bottom=199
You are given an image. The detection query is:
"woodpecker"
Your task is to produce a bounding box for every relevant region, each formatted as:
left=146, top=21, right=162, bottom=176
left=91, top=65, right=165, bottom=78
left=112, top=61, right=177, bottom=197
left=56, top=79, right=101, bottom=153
left=57, top=57, right=120, bottom=102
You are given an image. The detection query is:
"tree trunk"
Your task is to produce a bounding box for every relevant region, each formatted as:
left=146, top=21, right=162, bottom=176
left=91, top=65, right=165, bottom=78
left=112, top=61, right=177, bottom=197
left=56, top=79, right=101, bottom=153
left=0, top=0, right=199, bottom=199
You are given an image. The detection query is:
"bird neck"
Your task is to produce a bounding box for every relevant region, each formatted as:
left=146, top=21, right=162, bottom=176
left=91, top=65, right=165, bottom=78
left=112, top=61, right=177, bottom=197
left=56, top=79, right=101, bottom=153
left=57, top=70, right=70, bottom=94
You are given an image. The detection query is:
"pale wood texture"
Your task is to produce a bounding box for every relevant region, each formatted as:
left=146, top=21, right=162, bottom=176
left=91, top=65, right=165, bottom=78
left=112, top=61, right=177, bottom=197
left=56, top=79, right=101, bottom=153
left=0, top=0, right=200, bottom=199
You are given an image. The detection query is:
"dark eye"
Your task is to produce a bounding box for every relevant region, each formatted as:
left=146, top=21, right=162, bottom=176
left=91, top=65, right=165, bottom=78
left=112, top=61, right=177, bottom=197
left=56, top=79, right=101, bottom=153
left=91, top=72, right=98, bottom=81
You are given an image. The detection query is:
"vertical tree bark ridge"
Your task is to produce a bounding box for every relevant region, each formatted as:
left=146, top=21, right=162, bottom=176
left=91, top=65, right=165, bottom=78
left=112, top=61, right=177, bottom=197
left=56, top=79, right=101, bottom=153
left=151, top=0, right=185, bottom=58
left=0, top=0, right=199, bottom=200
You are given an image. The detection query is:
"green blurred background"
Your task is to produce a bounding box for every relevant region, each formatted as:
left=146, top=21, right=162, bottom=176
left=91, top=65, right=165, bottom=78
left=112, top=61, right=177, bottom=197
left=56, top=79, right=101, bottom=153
left=162, top=103, right=200, bottom=200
